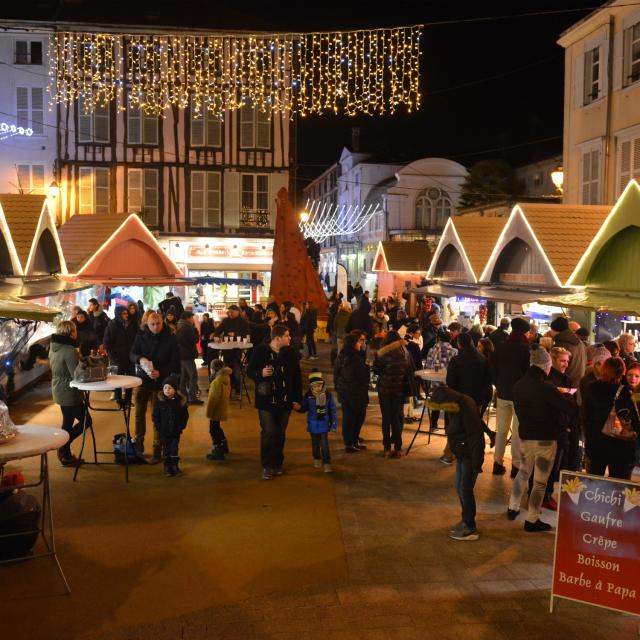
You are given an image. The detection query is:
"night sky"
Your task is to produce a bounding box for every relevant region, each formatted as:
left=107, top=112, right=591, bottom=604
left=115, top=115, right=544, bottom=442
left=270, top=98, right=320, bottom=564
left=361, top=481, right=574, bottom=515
left=4, top=0, right=603, bottom=189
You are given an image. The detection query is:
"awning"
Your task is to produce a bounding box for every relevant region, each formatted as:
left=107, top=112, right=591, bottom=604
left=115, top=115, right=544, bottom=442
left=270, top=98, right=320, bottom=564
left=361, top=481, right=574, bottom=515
left=188, top=276, right=264, bottom=287
left=75, top=277, right=192, bottom=287
left=411, top=283, right=553, bottom=305
left=0, top=276, right=92, bottom=300
left=0, top=294, right=59, bottom=321
left=537, top=290, right=640, bottom=314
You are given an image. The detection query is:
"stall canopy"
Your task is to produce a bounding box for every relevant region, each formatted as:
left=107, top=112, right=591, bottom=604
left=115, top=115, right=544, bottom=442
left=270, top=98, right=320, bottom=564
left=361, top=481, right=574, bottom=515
left=58, top=212, right=186, bottom=285
left=537, top=290, right=640, bottom=315
left=188, top=276, right=264, bottom=287
left=412, top=282, right=553, bottom=305
left=0, top=276, right=91, bottom=299
left=0, top=294, right=59, bottom=321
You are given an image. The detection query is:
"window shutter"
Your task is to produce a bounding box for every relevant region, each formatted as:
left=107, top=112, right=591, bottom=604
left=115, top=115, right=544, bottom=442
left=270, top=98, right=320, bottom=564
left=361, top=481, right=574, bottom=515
left=601, top=39, right=609, bottom=98
left=31, top=165, right=44, bottom=193
left=79, top=167, right=93, bottom=213
left=572, top=52, right=585, bottom=109
left=94, top=103, right=110, bottom=143
left=190, top=171, right=205, bottom=227
left=256, top=110, right=270, bottom=149
left=590, top=150, right=600, bottom=203
left=582, top=151, right=592, bottom=204
left=95, top=168, right=110, bottom=213
left=224, top=171, right=240, bottom=228
left=78, top=96, right=92, bottom=142
left=16, top=164, right=30, bottom=192
left=127, top=97, right=141, bottom=144
left=30, top=88, right=44, bottom=135
left=16, top=88, right=29, bottom=129
left=128, top=168, right=142, bottom=212
left=239, top=106, right=254, bottom=148
left=143, top=113, right=158, bottom=145
left=206, top=172, right=221, bottom=227
left=633, top=137, right=640, bottom=182
left=206, top=114, right=221, bottom=147
left=619, top=139, right=632, bottom=195
left=143, top=169, right=158, bottom=225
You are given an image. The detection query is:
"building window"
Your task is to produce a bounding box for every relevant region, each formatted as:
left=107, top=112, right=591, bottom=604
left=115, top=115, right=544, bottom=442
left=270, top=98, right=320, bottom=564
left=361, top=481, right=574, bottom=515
left=15, top=164, right=45, bottom=193
left=79, top=167, right=110, bottom=214
left=15, top=40, right=42, bottom=65
left=581, top=148, right=601, bottom=204
left=16, top=87, right=44, bottom=135
left=239, top=104, right=270, bottom=149
left=583, top=47, right=600, bottom=105
left=127, top=95, right=158, bottom=145
left=241, top=174, right=269, bottom=211
left=617, top=134, right=640, bottom=196
left=415, top=187, right=452, bottom=230
left=190, top=103, right=222, bottom=147
left=190, top=171, right=221, bottom=228
left=128, top=168, right=159, bottom=226
left=78, top=96, right=110, bottom=143
left=623, top=22, right=640, bottom=87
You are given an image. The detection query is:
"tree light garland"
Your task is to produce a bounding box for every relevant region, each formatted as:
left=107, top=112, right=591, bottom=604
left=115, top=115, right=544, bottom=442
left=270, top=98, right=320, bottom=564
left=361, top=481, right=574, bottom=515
left=300, top=200, right=382, bottom=243
left=47, top=26, right=422, bottom=118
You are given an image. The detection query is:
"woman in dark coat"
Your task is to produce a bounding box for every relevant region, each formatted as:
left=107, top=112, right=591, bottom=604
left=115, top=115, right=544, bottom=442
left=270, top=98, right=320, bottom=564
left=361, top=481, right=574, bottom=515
left=373, top=331, right=414, bottom=457
left=73, top=310, right=98, bottom=356
left=199, top=313, right=216, bottom=367
left=334, top=333, right=370, bottom=452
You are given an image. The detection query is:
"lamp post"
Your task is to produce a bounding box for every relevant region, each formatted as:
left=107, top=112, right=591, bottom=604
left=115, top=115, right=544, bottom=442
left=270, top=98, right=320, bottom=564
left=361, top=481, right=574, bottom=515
left=551, top=165, right=564, bottom=196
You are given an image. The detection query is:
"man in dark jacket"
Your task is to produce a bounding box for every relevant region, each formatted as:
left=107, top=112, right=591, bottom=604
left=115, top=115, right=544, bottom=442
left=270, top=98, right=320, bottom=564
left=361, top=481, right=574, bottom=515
left=346, top=298, right=374, bottom=339
left=300, top=300, right=318, bottom=359
left=103, top=305, right=137, bottom=406
left=130, top=312, right=181, bottom=463
left=247, top=324, right=302, bottom=480
left=446, top=333, right=492, bottom=412
left=550, top=316, right=587, bottom=387
left=430, top=386, right=485, bottom=541
left=334, top=333, right=370, bottom=452
left=489, top=317, right=531, bottom=476
left=88, top=297, right=109, bottom=346
left=176, top=311, right=203, bottom=405
left=489, top=317, right=510, bottom=347
left=216, top=305, right=251, bottom=397
left=159, top=292, right=185, bottom=317
left=508, top=344, right=578, bottom=532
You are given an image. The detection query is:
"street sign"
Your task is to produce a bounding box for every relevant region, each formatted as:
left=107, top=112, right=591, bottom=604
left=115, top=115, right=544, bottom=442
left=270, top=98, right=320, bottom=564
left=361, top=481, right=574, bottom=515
left=551, top=471, right=640, bottom=616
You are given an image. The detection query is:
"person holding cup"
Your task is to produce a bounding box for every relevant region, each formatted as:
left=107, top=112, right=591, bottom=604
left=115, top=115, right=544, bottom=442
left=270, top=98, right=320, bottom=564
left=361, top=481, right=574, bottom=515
left=215, top=305, right=250, bottom=400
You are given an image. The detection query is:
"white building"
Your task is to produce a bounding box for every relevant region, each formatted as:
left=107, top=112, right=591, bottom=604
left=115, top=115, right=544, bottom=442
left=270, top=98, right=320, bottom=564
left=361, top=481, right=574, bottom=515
left=558, top=0, right=640, bottom=204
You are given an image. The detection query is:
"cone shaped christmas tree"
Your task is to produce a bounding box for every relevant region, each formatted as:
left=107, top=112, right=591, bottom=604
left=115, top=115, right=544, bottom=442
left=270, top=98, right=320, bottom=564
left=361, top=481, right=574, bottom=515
left=270, top=187, right=328, bottom=316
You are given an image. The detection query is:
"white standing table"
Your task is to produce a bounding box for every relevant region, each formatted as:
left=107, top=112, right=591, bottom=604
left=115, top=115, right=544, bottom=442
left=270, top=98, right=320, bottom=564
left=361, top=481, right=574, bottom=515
left=406, top=369, right=448, bottom=455
left=0, top=425, right=71, bottom=593
left=208, top=341, right=253, bottom=407
left=70, top=375, right=142, bottom=482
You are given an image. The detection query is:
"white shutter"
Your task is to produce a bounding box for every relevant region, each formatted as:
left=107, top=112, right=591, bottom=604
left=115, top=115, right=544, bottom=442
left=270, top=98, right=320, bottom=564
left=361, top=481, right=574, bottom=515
left=224, top=171, right=240, bottom=228
left=143, top=113, right=158, bottom=145
left=79, top=167, right=93, bottom=213
left=633, top=137, right=640, bottom=182
left=582, top=151, right=592, bottom=204
left=16, top=88, right=29, bottom=129
left=143, top=169, right=158, bottom=225
left=572, top=51, right=585, bottom=109
left=240, top=105, right=254, bottom=148
left=16, top=164, right=30, bottom=192
left=94, top=103, right=110, bottom=143
left=619, top=139, right=632, bottom=195
left=127, top=97, right=141, bottom=144
left=601, top=39, right=609, bottom=99
left=30, top=88, right=44, bottom=135
left=78, top=96, right=92, bottom=142
left=206, top=172, right=221, bottom=227
left=31, top=165, right=44, bottom=193
left=614, top=30, right=624, bottom=91
left=190, top=171, right=205, bottom=227
left=590, top=150, right=600, bottom=203
left=256, top=110, right=270, bottom=149
left=95, top=168, right=110, bottom=213
left=128, top=168, right=142, bottom=212
left=206, top=114, right=221, bottom=147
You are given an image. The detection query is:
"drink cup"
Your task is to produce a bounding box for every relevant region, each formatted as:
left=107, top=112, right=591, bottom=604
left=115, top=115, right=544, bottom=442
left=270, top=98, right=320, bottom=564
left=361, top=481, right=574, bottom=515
left=246, top=335, right=251, bottom=343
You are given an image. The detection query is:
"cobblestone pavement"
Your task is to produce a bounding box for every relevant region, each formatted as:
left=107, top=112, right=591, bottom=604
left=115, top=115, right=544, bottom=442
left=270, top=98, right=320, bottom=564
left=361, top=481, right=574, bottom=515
left=1, top=346, right=638, bottom=639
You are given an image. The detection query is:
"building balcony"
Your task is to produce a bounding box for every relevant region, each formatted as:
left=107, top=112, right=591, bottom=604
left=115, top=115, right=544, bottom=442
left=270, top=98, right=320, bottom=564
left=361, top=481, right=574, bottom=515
left=239, top=208, right=272, bottom=233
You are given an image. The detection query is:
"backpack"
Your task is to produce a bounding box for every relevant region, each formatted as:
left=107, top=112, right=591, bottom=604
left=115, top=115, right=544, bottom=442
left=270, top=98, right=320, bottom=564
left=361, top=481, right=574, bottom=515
left=112, top=433, right=139, bottom=464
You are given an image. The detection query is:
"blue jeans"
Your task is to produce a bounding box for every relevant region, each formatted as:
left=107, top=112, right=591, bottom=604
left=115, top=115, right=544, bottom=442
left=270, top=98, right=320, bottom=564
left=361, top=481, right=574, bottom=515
left=378, top=394, right=404, bottom=451
left=258, top=408, right=291, bottom=470
left=311, top=432, right=330, bottom=463
left=180, top=359, right=199, bottom=401
left=455, top=457, right=479, bottom=530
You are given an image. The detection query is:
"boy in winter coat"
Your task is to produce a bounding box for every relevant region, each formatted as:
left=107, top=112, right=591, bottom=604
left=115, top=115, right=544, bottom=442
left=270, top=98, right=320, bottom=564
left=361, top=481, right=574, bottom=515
left=152, top=375, right=189, bottom=477
left=205, top=359, right=232, bottom=460
left=298, top=370, right=337, bottom=472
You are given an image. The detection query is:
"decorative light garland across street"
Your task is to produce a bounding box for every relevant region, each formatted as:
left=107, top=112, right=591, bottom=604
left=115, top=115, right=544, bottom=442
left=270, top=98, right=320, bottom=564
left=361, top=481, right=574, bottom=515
left=47, top=25, right=422, bottom=118
left=300, top=200, right=381, bottom=243
left=0, top=122, right=34, bottom=141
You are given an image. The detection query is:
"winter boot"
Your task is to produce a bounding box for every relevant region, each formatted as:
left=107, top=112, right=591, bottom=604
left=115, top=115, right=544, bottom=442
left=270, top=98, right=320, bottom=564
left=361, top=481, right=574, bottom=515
left=149, top=444, right=162, bottom=465
left=172, top=457, right=183, bottom=477
left=206, top=447, right=225, bottom=461
left=164, top=462, right=176, bottom=477
left=220, top=439, right=229, bottom=454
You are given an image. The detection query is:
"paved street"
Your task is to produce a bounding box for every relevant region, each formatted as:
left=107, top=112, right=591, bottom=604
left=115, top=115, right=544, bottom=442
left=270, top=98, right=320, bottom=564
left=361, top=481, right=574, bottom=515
left=1, top=346, right=638, bottom=640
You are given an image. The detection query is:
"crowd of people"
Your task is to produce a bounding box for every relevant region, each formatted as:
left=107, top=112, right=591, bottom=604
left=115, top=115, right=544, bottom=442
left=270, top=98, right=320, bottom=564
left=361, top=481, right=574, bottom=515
left=49, top=290, right=639, bottom=538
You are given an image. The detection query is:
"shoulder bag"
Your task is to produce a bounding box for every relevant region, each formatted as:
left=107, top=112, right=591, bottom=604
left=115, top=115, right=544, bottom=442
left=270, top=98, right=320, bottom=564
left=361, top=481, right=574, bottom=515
left=601, top=386, right=638, bottom=442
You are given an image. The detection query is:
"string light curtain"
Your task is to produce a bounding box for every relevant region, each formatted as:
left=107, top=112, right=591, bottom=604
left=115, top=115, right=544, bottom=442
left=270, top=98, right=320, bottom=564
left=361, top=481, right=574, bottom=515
left=300, top=201, right=382, bottom=243
left=47, top=26, right=422, bottom=118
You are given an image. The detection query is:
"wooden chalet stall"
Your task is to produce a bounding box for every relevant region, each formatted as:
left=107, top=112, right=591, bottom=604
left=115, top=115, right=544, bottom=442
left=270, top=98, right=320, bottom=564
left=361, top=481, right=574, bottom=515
left=372, top=241, right=431, bottom=300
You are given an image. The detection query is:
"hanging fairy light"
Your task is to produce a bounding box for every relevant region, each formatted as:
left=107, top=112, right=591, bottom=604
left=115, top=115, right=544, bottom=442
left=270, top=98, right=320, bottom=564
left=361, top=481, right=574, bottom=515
left=47, top=25, right=422, bottom=118
left=300, top=200, right=382, bottom=243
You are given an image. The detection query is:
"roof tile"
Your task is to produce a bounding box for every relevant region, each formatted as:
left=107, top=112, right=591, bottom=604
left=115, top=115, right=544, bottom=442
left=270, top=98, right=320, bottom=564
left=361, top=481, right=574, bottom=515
left=451, top=215, right=508, bottom=280
left=379, top=241, right=431, bottom=272
left=0, top=194, right=47, bottom=268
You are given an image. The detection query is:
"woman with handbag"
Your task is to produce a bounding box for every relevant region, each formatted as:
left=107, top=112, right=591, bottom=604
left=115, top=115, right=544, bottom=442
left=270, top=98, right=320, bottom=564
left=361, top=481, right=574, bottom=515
left=583, top=357, right=637, bottom=479
left=49, top=320, right=92, bottom=466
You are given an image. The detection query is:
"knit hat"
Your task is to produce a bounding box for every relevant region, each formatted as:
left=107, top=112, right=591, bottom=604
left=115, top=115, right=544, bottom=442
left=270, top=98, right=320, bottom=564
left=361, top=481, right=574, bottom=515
left=510, top=317, right=530, bottom=334
left=430, top=314, right=443, bottom=326
left=530, top=344, right=552, bottom=370
left=588, top=345, right=611, bottom=365
left=308, top=370, right=324, bottom=385
left=550, top=316, right=569, bottom=332
left=162, top=375, right=180, bottom=391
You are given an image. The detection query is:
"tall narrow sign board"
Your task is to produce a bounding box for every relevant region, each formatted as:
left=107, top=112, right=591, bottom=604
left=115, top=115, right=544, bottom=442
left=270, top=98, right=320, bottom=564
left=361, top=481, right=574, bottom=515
left=551, top=471, right=640, bottom=616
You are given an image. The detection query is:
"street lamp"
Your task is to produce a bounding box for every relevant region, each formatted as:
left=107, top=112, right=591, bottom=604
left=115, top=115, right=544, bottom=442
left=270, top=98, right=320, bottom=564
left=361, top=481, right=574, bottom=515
left=551, top=165, right=564, bottom=194
left=299, top=210, right=310, bottom=223
left=48, top=180, right=59, bottom=199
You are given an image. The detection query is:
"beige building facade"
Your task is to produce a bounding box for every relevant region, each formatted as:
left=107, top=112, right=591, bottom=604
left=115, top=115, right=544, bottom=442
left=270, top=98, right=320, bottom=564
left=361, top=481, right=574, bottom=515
left=559, top=0, right=640, bottom=205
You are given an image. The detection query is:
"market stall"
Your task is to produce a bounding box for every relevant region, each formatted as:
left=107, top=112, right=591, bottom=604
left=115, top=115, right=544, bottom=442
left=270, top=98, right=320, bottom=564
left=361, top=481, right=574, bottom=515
left=372, top=240, right=431, bottom=300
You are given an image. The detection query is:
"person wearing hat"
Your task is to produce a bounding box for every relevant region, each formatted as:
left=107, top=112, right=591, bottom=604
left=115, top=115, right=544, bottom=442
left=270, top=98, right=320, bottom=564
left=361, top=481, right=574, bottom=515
left=297, top=370, right=337, bottom=472
left=508, top=344, right=578, bottom=531
left=421, top=313, right=442, bottom=356
left=152, top=375, right=189, bottom=477
left=489, top=316, right=531, bottom=476
left=550, top=316, right=587, bottom=387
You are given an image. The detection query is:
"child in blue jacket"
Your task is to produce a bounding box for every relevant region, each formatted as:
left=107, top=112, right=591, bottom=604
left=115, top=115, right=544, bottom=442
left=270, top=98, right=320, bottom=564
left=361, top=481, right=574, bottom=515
left=298, top=370, right=337, bottom=472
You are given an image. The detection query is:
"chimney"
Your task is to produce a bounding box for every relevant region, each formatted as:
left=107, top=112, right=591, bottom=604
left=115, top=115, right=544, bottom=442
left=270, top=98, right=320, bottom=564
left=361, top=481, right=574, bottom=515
left=351, top=127, right=361, bottom=152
